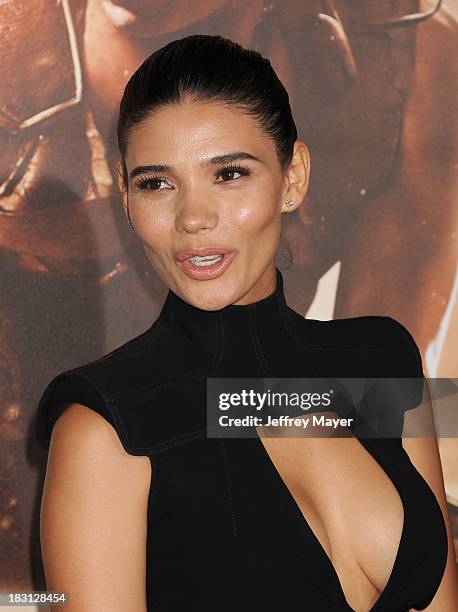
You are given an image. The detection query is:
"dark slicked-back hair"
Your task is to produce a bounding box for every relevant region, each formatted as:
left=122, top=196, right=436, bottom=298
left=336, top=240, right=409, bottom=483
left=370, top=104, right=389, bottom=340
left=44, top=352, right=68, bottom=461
left=117, top=33, right=297, bottom=188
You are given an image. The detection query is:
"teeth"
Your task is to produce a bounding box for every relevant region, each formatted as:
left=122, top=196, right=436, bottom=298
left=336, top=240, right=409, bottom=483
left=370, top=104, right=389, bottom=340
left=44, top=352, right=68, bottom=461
left=188, top=254, right=223, bottom=266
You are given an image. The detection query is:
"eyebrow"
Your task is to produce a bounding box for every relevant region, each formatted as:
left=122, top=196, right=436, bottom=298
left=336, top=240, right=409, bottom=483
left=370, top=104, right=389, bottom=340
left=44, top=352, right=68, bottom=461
left=128, top=151, right=262, bottom=181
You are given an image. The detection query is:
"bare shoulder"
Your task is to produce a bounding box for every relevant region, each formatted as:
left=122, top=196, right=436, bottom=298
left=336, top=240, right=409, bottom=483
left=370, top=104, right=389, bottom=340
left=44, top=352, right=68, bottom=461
left=51, top=401, right=149, bottom=460
left=40, top=403, right=151, bottom=611
left=47, top=402, right=151, bottom=491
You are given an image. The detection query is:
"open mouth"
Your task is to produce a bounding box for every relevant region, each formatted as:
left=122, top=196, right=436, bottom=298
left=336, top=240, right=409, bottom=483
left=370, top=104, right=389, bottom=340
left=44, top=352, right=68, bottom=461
left=178, top=252, right=235, bottom=280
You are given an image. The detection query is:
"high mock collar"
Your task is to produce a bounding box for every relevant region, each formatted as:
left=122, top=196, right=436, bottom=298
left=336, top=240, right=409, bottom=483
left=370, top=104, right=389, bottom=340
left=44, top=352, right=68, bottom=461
left=158, top=267, right=290, bottom=372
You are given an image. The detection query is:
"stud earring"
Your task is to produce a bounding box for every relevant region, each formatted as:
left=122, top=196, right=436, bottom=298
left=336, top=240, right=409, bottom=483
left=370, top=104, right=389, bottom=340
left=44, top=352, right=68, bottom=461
left=285, top=199, right=294, bottom=208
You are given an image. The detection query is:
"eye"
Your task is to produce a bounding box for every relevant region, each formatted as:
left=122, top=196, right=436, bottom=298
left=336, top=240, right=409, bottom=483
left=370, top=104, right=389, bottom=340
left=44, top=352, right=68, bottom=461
left=215, top=164, right=251, bottom=183
left=134, top=175, right=170, bottom=191
left=133, top=164, right=252, bottom=191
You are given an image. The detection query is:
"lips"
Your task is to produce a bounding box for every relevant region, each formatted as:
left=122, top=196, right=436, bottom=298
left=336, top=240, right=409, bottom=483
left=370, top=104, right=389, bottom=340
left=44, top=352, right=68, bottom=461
left=178, top=250, right=236, bottom=281
left=176, top=247, right=234, bottom=262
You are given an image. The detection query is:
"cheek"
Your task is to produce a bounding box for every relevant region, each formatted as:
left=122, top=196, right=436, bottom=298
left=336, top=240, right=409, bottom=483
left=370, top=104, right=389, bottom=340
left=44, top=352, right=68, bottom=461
left=226, top=191, right=279, bottom=237
left=129, top=178, right=281, bottom=246
left=130, top=202, right=171, bottom=249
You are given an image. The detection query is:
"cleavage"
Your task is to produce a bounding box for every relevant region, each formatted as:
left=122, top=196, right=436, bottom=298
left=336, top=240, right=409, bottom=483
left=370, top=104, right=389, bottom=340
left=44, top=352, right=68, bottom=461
left=257, top=417, right=404, bottom=611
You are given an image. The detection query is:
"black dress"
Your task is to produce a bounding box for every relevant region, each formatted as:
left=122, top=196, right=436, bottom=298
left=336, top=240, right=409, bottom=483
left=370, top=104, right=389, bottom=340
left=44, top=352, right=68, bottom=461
left=35, top=267, right=447, bottom=611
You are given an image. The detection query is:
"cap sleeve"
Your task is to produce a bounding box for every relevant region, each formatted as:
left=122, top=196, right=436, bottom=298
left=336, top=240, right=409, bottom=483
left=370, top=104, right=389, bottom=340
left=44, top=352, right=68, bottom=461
left=35, top=370, right=116, bottom=450
left=384, top=316, right=425, bottom=413
left=354, top=317, right=426, bottom=437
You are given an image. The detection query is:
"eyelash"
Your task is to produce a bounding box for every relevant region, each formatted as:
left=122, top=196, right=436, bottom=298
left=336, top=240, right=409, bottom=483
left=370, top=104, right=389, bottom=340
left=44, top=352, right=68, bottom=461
left=133, top=164, right=252, bottom=191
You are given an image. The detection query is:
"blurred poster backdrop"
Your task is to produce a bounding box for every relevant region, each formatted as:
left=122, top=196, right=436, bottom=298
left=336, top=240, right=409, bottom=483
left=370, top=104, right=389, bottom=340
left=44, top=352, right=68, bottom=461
left=1, top=0, right=457, bottom=598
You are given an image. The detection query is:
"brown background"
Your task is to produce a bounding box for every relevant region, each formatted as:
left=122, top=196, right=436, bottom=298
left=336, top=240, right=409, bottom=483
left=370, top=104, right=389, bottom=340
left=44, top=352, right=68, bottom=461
left=0, top=0, right=456, bottom=595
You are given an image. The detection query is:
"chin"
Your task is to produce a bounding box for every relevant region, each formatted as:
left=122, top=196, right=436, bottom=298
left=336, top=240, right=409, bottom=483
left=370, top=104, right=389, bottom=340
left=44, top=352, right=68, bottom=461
left=182, top=282, right=239, bottom=311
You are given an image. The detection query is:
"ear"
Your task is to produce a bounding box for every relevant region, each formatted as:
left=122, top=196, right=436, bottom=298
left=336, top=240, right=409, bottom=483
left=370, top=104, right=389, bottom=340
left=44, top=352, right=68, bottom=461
left=281, top=140, right=311, bottom=213
left=116, top=161, right=129, bottom=222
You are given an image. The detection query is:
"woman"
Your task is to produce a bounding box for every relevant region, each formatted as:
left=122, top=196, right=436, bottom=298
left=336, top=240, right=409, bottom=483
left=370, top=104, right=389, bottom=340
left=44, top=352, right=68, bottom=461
left=35, top=34, right=457, bottom=611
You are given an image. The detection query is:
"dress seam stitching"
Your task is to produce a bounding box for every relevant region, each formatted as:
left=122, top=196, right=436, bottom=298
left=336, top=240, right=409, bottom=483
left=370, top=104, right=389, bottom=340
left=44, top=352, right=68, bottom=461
left=219, top=438, right=239, bottom=538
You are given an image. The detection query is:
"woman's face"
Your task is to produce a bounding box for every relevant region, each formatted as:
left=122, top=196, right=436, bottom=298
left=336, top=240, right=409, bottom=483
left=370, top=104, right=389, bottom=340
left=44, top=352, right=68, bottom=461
left=118, top=97, right=309, bottom=309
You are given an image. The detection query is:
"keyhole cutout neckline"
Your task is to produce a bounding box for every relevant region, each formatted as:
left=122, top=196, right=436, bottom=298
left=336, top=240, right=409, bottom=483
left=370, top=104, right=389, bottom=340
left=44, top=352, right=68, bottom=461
left=256, top=433, right=407, bottom=612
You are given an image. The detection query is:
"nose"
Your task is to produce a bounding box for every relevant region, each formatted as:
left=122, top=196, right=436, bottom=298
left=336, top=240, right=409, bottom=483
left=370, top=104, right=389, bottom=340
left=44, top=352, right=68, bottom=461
left=175, top=192, right=218, bottom=234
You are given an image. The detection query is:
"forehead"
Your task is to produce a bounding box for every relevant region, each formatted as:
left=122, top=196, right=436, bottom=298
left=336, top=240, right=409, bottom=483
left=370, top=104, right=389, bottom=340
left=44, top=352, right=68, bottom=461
left=125, top=98, right=274, bottom=165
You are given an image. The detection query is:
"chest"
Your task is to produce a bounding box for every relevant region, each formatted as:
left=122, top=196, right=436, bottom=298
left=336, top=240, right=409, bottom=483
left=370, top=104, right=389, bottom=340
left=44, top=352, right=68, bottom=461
left=258, top=427, right=404, bottom=609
